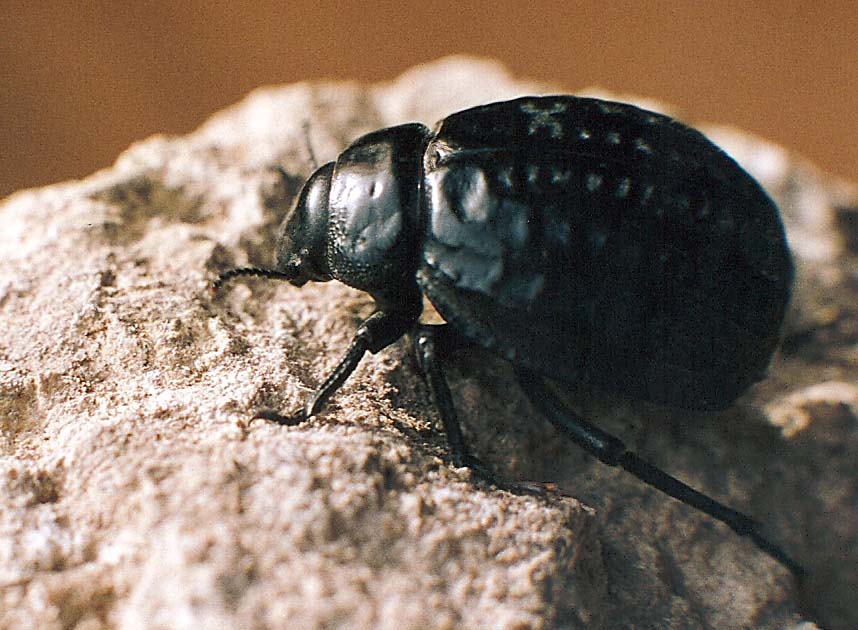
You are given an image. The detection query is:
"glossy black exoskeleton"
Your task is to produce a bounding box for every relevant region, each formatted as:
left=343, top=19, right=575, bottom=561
left=214, top=96, right=801, bottom=576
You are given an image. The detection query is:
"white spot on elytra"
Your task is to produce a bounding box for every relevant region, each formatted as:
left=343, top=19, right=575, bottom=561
left=615, top=177, right=631, bottom=198
left=527, top=165, right=539, bottom=183
left=551, top=169, right=572, bottom=183
left=497, top=165, right=514, bottom=189
left=635, top=138, right=652, bottom=154
left=587, top=173, right=603, bottom=192
left=599, top=102, right=623, bottom=115
left=606, top=131, right=621, bottom=145
left=520, top=100, right=567, bottom=139
left=579, top=128, right=591, bottom=140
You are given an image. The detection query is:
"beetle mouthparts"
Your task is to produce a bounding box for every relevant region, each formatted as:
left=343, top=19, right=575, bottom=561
left=211, top=266, right=296, bottom=292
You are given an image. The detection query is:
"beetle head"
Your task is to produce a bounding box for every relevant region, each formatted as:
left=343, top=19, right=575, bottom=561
left=275, top=161, right=335, bottom=286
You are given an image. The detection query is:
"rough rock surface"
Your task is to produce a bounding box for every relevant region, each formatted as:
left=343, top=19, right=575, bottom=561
left=1, top=57, right=856, bottom=629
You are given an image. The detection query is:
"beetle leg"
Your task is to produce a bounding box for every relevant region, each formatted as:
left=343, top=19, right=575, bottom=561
left=514, top=367, right=805, bottom=578
left=412, top=325, right=472, bottom=467
left=259, top=308, right=418, bottom=425
left=412, top=325, right=549, bottom=494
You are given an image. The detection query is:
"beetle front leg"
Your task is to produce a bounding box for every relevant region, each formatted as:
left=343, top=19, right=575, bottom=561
left=257, top=307, right=418, bottom=425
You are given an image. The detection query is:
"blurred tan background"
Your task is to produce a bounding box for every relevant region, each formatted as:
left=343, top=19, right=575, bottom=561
left=2, top=1, right=856, bottom=199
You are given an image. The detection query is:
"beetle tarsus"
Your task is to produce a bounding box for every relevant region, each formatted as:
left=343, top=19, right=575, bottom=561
left=252, top=408, right=306, bottom=426
left=747, top=529, right=806, bottom=579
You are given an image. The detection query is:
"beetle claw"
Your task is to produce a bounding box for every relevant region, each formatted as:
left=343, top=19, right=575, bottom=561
left=454, top=454, right=548, bottom=497
left=252, top=408, right=307, bottom=426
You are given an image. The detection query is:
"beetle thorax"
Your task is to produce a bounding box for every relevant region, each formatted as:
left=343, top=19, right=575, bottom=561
left=323, top=124, right=430, bottom=299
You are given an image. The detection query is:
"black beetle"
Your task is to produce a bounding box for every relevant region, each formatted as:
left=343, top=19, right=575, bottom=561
left=214, top=95, right=801, bottom=576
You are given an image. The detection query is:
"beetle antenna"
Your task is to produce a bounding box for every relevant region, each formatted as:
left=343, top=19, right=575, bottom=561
left=302, top=120, right=318, bottom=171
left=211, top=267, right=293, bottom=293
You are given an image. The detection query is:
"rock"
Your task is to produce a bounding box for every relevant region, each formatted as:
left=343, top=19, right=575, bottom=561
left=1, top=57, right=855, bottom=629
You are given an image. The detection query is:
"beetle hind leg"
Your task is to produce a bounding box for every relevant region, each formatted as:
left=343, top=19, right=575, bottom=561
left=514, top=367, right=805, bottom=578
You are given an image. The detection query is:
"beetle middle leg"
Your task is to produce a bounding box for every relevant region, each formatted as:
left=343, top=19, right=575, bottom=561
left=411, top=324, right=473, bottom=467
left=514, top=367, right=805, bottom=577
left=412, top=324, right=550, bottom=494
